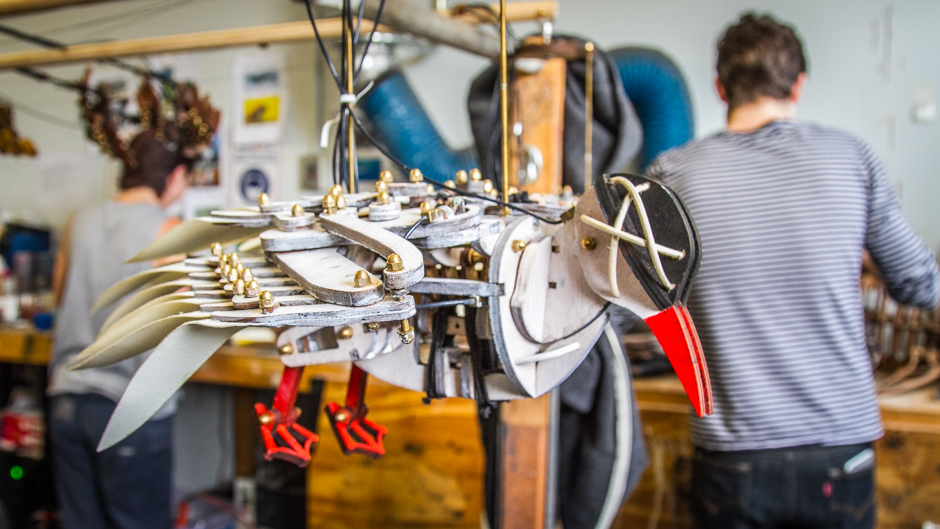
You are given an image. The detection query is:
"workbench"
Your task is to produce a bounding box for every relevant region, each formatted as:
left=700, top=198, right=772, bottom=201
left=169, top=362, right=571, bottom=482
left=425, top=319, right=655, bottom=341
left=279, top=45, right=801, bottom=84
left=4, top=326, right=939, bottom=528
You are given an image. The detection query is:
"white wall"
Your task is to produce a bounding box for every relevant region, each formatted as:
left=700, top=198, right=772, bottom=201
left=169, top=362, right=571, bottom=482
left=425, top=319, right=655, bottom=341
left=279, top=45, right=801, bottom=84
left=1, top=0, right=937, bottom=251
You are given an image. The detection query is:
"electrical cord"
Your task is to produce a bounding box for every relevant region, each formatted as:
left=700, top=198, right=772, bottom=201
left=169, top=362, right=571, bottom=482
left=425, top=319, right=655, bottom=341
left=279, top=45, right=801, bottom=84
left=404, top=216, right=428, bottom=238
left=354, top=0, right=387, bottom=84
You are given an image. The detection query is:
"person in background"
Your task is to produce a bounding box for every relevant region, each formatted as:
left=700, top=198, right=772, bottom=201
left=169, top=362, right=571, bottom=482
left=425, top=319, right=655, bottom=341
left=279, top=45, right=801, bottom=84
left=48, top=129, right=191, bottom=529
left=646, top=14, right=940, bottom=529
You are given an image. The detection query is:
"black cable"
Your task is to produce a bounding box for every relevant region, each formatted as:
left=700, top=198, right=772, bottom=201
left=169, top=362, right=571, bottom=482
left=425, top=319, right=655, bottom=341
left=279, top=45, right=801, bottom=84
left=350, top=111, right=563, bottom=224
left=354, top=0, right=387, bottom=84
left=303, top=0, right=342, bottom=90
left=404, top=216, right=428, bottom=239
left=352, top=0, right=367, bottom=47
left=13, top=67, right=102, bottom=96
left=0, top=23, right=171, bottom=83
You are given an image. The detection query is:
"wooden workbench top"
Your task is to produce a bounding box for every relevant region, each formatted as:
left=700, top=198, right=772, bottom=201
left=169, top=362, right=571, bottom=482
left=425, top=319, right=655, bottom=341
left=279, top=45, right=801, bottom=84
left=633, top=372, right=940, bottom=434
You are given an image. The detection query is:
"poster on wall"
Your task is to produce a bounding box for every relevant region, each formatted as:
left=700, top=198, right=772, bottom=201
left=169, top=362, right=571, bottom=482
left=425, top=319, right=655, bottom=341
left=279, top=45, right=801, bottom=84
left=225, top=142, right=281, bottom=207
left=232, top=53, right=287, bottom=145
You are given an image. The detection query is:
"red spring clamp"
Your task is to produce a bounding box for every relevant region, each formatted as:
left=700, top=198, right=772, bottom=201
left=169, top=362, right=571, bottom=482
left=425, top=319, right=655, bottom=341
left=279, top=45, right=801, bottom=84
left=255, top=366, right=319, bottom=467
left=324, top=365, right=387, bottom=458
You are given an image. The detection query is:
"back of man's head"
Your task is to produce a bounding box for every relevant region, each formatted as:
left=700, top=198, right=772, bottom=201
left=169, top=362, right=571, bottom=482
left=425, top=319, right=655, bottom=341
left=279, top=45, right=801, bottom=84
left=717, top=14, right=807, bottom=110
left=120, top=128, right=194, bottom=197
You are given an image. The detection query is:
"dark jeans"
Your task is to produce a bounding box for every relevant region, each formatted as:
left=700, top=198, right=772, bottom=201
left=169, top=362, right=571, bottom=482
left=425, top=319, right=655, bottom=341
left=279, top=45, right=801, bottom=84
left=48, top=394, right=173, bottom=529
left=691, top=442, right=876, bottom=529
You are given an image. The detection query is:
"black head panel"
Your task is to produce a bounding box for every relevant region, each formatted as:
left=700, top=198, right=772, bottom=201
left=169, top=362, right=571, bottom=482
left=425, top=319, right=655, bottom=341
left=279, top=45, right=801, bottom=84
left=592, top=172, right=701, bottom=310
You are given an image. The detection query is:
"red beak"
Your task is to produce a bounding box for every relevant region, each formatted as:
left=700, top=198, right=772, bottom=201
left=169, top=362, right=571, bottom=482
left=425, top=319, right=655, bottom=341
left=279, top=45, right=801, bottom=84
left=645, top=304, right=713, bottom=417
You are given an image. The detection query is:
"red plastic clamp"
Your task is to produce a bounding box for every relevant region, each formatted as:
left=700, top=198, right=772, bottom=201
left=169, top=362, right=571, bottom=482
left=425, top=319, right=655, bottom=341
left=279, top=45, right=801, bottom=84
left=324, top=365, right=387, bottom=458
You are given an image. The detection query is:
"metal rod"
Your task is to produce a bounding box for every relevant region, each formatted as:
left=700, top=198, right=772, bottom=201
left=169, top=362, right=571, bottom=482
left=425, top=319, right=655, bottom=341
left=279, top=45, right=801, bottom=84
left=345, top=0, right=357, bottom=193
left=499, top=0, right=511, bottom=215
left=584, top=42, right=594, bottom=184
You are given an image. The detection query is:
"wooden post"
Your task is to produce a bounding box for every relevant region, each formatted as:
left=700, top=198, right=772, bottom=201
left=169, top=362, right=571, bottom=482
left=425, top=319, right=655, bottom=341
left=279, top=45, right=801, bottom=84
left=495, top=391, right=557, bottom=529
left=512, top=55, right=567, bottom=194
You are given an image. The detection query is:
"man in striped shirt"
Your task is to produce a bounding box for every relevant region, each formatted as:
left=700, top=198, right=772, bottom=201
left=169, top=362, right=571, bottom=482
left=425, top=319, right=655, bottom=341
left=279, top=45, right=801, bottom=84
left=647, top=14, right=940, bottom=529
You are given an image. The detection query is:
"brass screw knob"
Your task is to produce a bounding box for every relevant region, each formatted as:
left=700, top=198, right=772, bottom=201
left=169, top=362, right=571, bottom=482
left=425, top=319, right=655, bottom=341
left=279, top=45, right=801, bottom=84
left=376, top=191, right=391, bottom=205
left=508, top=186, right=519, bottom=196
left=226, top=267, right=239, bottom=283
left=229, top=253, right=241, bottom=265
left=258, top=410, right=275, bottom=426
left=322, top=194, right=337, bottom=214
left=380, top=170, right=394, bottom=183
left=219, top=254, right=229, bottom=267
left=220, top=264, right=232, bottom=278
left=398, top=319, right=415, bottom=344
left=427, top=184, right=435, bottom=194
left=386, top=253, right=404, bottom=272
left=233, top=279, right=246, bottom=296
left=329, top=184, right=344, bottom=197
left=278, top=343, right=295, bottom=355
left=291, top=204, right=305, bottom=217
left=581, top=236, right=596, bottom=251
left=337, top=326, right=354, bottom=340
left=455, top=170, right=469, bottom=185
left=364, top=322, right=380, bottom=332
left=483, top=180, right=494, bottom=193
left=469, top=168, right=482, bottom=181
left=409, top=168, right=424, bottom=183
left=246, top=280, right=261, bottom=297
left=420, top=200, right=434, bottom=215
left=445, top=180, right=456, bottom=189
left=259, top=291, right=278, bottom=313
left=467, top=249, right=485, bottom=265
left=335, top=195, right=347, bottom=209
left=354, top=270, right=371, bottom=288
left=242, top=268, right=254, bottom=283
left=375, top=180, right=388, bottom=193
left=210, top=242, right=222, bottom=256
left=234, top=262, right=245, bottom=275
left=258, top=193, right=270, bottom=207
left=512, top=239, right=527, bottom=252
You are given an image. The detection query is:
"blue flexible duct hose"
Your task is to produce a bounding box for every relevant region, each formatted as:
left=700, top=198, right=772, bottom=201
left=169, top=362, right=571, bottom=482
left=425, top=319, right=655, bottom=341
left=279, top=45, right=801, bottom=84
left=359, top=71, right=477, bottom=181
left=609, top=47, right=695, bottom=170
left=360, top=47, right=693, bottom=179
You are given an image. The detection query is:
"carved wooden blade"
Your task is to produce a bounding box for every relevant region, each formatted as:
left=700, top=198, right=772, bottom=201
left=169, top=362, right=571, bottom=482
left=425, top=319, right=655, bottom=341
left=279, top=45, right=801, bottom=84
left=97, top=298, right=207, bottom=343
left=90, top=263, right=207, bottom=315
left=100, top=292, right=195, bottom=334
left=99, top=279, right=215, bottom=322
left=127, top=218, right=268, bottom=263
left=68, top=312, right=211, bottom=370
left=97, top=320, right=245, bottom=451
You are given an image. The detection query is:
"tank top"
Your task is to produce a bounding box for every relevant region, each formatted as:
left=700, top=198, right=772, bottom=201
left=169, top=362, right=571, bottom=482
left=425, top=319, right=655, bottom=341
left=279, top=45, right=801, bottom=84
left=48, top=201, right=177, bottom=418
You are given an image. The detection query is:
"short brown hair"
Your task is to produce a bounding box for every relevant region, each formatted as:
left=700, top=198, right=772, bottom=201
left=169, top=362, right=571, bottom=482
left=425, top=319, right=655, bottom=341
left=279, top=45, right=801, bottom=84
left=120, top=128, right=194, bottom=196
left=716, top=14, right=807, bottom=109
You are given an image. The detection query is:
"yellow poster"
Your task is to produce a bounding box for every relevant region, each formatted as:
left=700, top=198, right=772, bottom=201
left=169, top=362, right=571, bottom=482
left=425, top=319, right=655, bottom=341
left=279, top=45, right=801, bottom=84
left=244, top=96, right=281, bottom=124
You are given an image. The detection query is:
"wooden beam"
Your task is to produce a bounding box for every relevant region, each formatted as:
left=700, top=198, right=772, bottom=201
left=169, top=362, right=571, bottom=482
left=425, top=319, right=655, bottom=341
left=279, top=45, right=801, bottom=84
left=0, top=0, right=557, bottom=70
left=0, top=0, right=125, bottom=17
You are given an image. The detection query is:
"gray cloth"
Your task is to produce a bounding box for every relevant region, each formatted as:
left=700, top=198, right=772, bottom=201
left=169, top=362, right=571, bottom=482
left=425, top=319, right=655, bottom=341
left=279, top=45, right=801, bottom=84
left=647, top=120, right=940, bottom=451
left=48, top=201, right=177, bottom=418
left=557, top=308, right=647, bottom=529
left=467, top=37, right=643, bottom=193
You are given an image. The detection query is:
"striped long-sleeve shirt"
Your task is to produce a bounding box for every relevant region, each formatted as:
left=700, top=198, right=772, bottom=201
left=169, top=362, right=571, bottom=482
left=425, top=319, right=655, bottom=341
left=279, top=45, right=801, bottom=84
left=647, top=120, right=940, bottom=451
